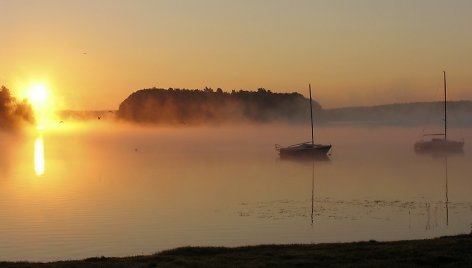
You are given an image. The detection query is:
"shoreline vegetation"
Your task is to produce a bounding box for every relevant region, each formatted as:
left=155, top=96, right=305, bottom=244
left=2, top=85, right=472, bottom=126
left=1, top=234, right=471, bottom=267
left=0, top=86, right=34, bottom=131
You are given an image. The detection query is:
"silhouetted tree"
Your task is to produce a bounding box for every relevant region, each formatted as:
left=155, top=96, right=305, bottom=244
left=0, top=85, right=35, bottom=130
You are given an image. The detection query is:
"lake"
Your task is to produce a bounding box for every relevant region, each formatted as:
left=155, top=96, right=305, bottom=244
left=1, top=123, right=471, bottom=261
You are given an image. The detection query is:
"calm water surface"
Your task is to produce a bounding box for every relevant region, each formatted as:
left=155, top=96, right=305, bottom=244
left=1, top=123, right=471, bottom=261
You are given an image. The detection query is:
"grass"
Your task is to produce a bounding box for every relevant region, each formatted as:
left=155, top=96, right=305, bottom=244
left=1, top=234, right=471, bottom=267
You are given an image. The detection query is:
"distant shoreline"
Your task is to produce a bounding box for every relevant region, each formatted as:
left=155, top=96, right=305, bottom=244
left=54, top=90, right=472, bottom=126
left=2, top=234, right=471, bottom=267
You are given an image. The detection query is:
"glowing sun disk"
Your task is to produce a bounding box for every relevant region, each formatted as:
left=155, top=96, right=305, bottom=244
left=29, top=84, right=48, bottom=108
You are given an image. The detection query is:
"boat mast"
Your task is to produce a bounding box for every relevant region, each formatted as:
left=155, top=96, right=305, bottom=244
left=443, top=71, right=447, bottom=140
left=309, top=84, right=314, bottom=145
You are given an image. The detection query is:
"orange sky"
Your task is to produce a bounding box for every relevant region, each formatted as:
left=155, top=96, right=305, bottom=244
left=1, top=0, right=471, bottom=110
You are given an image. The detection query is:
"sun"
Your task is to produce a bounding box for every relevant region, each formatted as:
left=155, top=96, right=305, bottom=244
left=29, top=83, right=48, bottom=109
left=26, top=82, right=55, bottom=127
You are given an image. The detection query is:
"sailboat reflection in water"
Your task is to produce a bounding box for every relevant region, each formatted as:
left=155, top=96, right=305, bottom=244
left=311, top=160, right=315, bottom=225
left=276, top=84, right=331, bottom=159
left=444, top=156, right=449, bottom=226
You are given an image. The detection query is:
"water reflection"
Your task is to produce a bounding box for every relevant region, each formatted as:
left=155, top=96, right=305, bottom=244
left=279, top=153, right=331, bottom=163
left=2, top=124, right=472, bottom=262
left=34, top=133, right=45, bottom=176
left=445, top=157, right=449, bottom=226
left=414, top=143, right=464, bottom=228
left=311, top=160, right=315, bottom=225
left=415, top=146, right=464, bottom=158
left=424, top=156, right=451, bottom=230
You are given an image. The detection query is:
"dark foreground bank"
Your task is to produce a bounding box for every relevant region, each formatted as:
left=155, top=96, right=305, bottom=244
left=1, top=235, right=472, bottom=267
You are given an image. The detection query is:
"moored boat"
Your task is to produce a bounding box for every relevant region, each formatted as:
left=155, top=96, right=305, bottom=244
left=414, top=71, right=464, bottom=153
left=276, top=142, right=332, bottom=158
left=276, top=84, right=331, bottom=158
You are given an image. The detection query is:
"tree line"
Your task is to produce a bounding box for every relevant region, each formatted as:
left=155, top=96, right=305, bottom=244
left=117, top=87, right=321, bottom=125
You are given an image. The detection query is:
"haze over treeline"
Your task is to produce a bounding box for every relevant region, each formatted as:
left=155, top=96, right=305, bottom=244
left=117, top=88, right=321, bottom=125
left=115, top=87, right=472, bottom=126
left=0, top=86, right=34, bottom=131
left=324, top=101, right=472, bottom=126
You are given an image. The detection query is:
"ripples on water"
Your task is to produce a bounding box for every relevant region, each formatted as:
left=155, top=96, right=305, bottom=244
left=0, top=123, right=471, bottom=261
left=238, top=198, right=472, bottom=226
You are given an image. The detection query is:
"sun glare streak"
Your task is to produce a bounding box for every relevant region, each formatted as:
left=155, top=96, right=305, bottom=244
left=34, top=134, right=45, bottom=176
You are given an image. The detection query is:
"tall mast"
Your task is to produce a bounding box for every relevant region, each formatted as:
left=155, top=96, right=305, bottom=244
left=443, top=71, right=447, bottom=140
left=309, top=84, right=314, bottom=145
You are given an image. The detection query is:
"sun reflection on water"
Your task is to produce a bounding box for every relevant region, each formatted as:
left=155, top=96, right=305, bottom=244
left=34, top=132, right=45, bottom=176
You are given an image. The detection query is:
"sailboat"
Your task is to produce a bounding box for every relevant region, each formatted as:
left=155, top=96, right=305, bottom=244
left=276, top=84, right=332, bottom=158
left=414, top=71, right=464, bottom=152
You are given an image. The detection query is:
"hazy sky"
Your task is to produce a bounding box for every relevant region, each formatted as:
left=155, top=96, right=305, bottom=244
left=1, top=0, right=471, bottom=110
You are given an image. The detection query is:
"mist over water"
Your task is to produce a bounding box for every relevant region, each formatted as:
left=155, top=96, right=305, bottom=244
left=1, top=122, right=471, bottom=261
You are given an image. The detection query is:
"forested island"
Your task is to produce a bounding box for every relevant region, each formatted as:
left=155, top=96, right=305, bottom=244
left=117, top=88, right=321, bottom=125
left=116, top=87, right=472, bottom=126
